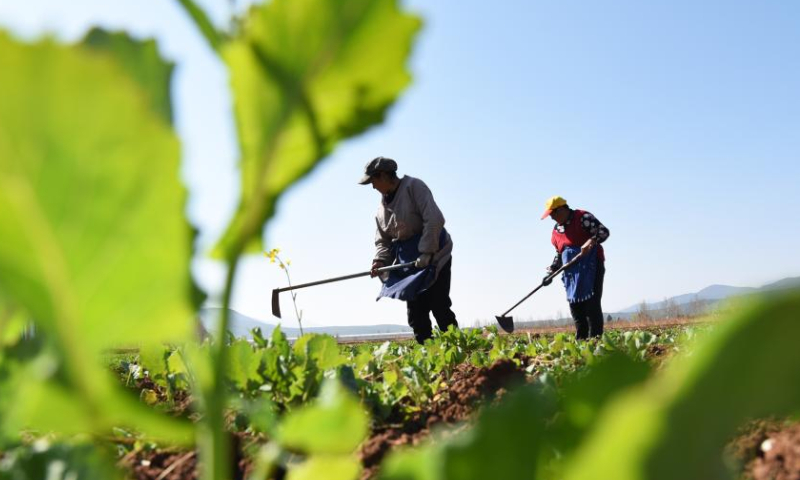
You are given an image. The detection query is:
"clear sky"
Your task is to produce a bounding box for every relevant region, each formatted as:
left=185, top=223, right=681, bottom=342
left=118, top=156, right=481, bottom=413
left=2, top=0, right=799, bottom=328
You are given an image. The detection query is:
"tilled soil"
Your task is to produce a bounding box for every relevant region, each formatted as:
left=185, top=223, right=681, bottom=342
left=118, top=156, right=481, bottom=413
left=737, top=422, right=800, bottom=480
left=117, top=346, right=800, bottom=480
left=727, top=419, right=786, bottom=470
left=120, top=359, right=527, bottom=480
left=358, top=358, right=527, bottom=480
left=119, top=431, right=251, bottom=480
left=120, top=450, right=198, bottom=480
left=134, top=376, right=195, bottom=418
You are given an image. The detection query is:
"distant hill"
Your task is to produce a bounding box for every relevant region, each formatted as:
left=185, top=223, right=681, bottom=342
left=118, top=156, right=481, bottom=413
left=197, top=277, right=800, bottom=336
left=613, top=276, right=800, bottom=319
left=618, top=284, right=756, bottom=313
left=198, top=308, right=411, bottom=339
left=760, top=277, right=800, bottom=291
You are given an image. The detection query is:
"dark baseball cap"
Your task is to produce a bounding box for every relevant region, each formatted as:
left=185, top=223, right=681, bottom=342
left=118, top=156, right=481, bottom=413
left=358, top=156, right=398, bottom=185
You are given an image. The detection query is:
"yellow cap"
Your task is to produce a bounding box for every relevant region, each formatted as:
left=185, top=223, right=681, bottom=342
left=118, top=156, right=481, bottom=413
left=541, top=196, right=567, bottom=219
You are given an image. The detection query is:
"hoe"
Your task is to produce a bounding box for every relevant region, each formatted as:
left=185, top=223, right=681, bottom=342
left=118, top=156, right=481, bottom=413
left=271, top=262, right=415, bottom=318
left=495, top=251, right=584, bottom=333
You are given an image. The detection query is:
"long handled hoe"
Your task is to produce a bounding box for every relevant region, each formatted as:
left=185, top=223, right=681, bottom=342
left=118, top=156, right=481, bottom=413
left=271, top=262, right=416, bottom=318
left=495, top=251, right=585, bottom=333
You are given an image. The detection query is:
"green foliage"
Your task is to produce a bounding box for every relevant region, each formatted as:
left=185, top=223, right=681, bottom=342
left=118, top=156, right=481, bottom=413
left=0, top=0, right=422, bottom=477
left=293, top=333, right=345, bottom=371
left=0, top=31, right=192, bottom=444
left=104, top=319, right=694, bottom=478
left=239, top=396, right=277, bottom=435
left=278, top=379, right=369, bottom=455
left=0, top=30, right=191, bottom=357
left=99, top=319, right=700, bottom=479
left=215, top=0, right=422, bottom=256
left=378, top=353, right=648, bottom=480
left=181, top=0, right=420, bottom=476
left=138, top=344, right=169, bottom=388
left=286, top=455, right=361, bottom=480
left=0, top=440, right=120, bottom=480
left=0, top=301, right=28, bottom=347
left=380, top=385, right=555, bottom=480
left=228, top=339, right=264, bottom=391
left=80, top=28, right=175, bottom=123
left=374, top=292, right=800, bottom=480
left=563, top=291, right=800, bottom=480
left=556, top=353, right=651, bottom=448
left=8, top=2, right=791, bottom=480
left=175, top=0, right=225, bottom=52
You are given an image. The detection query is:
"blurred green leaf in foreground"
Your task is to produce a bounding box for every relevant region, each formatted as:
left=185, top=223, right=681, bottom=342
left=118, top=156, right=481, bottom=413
left=380, top=290, right=800, bottom=480
left=215, top=0, right=422, bottom=257
left=0, top=30, right=194, bottom=444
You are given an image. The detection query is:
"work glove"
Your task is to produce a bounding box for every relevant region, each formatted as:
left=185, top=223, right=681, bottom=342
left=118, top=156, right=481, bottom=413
left=542, top=275, right=553, bottom=287
left=415, top=253, right=433, bottom=269
left=370, top=260, right=385, bottom=278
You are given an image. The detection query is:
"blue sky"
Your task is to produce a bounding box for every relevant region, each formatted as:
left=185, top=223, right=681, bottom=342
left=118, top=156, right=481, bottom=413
left=2, top=0, right=798, bottom=328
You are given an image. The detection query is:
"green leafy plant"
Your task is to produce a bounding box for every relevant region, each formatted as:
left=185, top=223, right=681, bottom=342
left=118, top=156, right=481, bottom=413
left=0, top=0, right=421, bottom=477
left=8, top=2, right=792, bottom=480
left=0, top=31, right=193, bottom=445
left=376, top=292, right=800, bottom=480
left=173, top=1, right=421, bottom=476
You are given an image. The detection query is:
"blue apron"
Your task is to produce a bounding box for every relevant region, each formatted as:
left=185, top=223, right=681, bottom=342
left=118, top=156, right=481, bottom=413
left=377, top=230, right=447, bottom=302
left=561, top=245, right=598, bottom=304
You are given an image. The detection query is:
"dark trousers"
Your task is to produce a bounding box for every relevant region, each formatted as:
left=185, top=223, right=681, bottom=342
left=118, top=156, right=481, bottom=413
left=407, top=260, right=458, bottom=344
left=569, top=262, right=605, bottom=340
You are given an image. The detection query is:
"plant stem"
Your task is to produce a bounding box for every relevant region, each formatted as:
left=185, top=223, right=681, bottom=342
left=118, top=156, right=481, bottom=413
left=175, top=0, right=224, bottom=52
left=277, top=254, right=304, bottom=336
left=199, top=254, right=239, bottom=480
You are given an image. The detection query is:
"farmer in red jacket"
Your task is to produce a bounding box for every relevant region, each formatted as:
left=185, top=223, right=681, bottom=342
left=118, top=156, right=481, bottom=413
left=541, top=196, right=610, bottom=339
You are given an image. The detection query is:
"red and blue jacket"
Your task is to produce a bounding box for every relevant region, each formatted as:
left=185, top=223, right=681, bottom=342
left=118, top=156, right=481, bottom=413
left=549, top=209, right=609, bottom=271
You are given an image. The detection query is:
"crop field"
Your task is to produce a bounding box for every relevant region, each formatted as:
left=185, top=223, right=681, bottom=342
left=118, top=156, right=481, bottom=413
left=1, top=1, right=799, bottom=479
left=4, top=313, right=794, bottom=480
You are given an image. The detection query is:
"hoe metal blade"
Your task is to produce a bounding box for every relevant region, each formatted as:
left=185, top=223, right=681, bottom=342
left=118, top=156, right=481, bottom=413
left=271, top=289, right=282, bottom=319
left=494, top=251, right=586, bottom=333
left=495, top=315, right=515, bottom=333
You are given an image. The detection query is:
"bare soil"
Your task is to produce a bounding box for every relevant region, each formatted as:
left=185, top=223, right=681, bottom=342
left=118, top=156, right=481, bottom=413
left=118, top=358, right=527, bottom=480
left=120, top=450, right=198, bottom=480
left=358, top=358, right=527, bottom=480
left=119, top=432, right=251, bottom=480
left=729, top=419, right=800, bottom=480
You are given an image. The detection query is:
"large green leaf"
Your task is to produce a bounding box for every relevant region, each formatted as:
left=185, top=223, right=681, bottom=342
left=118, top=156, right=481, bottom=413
left=0, top=440, right=121, bottom=480
left=0, top=31, right=193, bottom=441
left=286, top=455, right=361, bottom=480
left=80, top=28, right=175, bottom=124
left=138, top=344, right=170, bottom=388
left=3, top=362, right=191, bottom=443
left=552, top=353, right=652, bottom=454
left=278, top=378, right=369, bottom=455
left=379, top=445, right=443, bottom=480
left=215, top=0, right=421, bottom=256
left=442, top=386, right=554, bottom=480
left=80, top=28, right=208, bottom=311
left=228, top=339, right=263, bottom=390
left=293, top=334, right=345, bottom=370
left=0, top=299, right=28, bottom=347
left=563, top=291, right=800, bottom=480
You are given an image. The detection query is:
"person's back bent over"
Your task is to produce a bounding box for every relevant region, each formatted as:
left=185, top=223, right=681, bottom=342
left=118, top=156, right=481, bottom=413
left=360, top=156, right=458, bottom=344
left=541, top=196, right=610, bottom=340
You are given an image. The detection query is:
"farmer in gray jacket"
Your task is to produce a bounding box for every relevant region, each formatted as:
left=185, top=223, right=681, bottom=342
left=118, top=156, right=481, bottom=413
left=359, top=156, right=458, bottom=344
